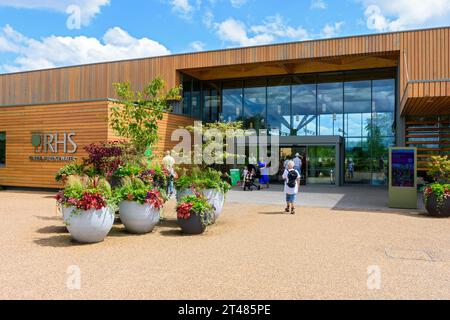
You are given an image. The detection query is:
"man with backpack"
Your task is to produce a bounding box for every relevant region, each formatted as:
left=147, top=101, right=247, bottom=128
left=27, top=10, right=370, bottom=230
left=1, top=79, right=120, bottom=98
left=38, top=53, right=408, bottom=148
left=282, top=160, right=301, bottom=215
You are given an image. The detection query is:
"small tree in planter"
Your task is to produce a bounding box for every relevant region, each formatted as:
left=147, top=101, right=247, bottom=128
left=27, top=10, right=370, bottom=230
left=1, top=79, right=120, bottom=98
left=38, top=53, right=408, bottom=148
left=176, top=193, right=214, bottom=235
left=111, top=77, right=182, bottom=156
left=115, top=177, right=165, bottom=234
left=56, top=176, right=115, bottom=243
left=423, top=156, right=450, bottom=217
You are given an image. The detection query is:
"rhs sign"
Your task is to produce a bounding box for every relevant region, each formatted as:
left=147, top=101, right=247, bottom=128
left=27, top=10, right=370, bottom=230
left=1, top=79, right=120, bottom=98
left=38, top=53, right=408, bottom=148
left=30, top=131, right=78, bottom=162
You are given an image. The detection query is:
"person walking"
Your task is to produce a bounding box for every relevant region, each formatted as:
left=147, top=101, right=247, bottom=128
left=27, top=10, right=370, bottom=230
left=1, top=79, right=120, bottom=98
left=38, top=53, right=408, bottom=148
left=293, top=153, right=302, bottom=175
left=162, top=151, right=176, bottom=198
left=282, top=160, right=300, bottom=215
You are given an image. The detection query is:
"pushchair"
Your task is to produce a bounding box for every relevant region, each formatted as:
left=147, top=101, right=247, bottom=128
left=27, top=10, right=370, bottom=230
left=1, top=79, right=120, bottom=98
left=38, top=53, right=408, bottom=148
left=243, top=165, right=261, bottom=191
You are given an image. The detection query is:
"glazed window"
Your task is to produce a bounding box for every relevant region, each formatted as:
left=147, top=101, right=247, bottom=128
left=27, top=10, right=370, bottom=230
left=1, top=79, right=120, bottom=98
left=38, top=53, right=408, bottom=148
left=0, top=132, right=5, bottom=168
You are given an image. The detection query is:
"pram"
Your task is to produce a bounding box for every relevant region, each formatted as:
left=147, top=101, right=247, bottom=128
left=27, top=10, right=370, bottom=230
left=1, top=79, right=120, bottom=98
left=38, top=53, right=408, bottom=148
left=243, top=171, right=260, bottom=191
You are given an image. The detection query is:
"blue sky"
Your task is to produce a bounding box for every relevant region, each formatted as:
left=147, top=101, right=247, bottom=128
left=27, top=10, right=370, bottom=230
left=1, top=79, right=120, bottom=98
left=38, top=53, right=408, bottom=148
left=0, top=0, right=449, bottom=73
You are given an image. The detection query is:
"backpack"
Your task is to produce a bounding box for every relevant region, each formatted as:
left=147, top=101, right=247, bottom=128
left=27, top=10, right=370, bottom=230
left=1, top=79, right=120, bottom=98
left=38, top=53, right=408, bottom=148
left=287, top=170, right=299, bottom=188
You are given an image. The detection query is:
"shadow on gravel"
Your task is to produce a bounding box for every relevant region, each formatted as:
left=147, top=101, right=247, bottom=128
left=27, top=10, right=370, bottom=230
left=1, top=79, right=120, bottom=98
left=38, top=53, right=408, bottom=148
left=33, top=235, right=87, bottom=248
left=159, top=229, right=184, bottom=237
left=36, top=225, right=68, bottom=234
left=331, top=207, right=432, bottom=219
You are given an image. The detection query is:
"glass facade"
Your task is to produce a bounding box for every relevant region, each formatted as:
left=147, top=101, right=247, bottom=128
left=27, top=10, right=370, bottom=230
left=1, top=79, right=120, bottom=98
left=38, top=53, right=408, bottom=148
left=182, top=69, right=397, bottom=185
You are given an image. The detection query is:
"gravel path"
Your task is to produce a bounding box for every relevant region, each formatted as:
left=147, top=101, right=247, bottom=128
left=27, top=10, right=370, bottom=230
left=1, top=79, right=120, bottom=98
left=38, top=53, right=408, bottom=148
left=1, top=190, right=449, bottom=300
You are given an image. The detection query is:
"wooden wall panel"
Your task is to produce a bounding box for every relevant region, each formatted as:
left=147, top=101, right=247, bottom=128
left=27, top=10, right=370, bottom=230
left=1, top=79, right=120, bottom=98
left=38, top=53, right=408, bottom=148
left=0, top=101, right=110, bottom=188
left=0, top=27, right=449, bottom=115
left=0, top=101, right=194, bottom=188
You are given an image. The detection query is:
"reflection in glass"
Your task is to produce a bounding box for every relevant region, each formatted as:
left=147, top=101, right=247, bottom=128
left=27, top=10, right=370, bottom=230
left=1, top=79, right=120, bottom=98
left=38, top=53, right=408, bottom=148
left=307, top=146, right=336, bottom=184
left=318, top=82, right=343, bottom=135
left=244, top=79, right=266, bottom=131
left=221, top=81, right=243, bottom=123
left=345, top=137, right=371, bottom=184
left=192, top=80, right=202, bottom=119
left=202, top=82, right=220, bottom=123
left=292, top=83, right=317, bottom=136
left=267, top=78, right=291, bottom=136
left=182, top=79, right=192, bottom=116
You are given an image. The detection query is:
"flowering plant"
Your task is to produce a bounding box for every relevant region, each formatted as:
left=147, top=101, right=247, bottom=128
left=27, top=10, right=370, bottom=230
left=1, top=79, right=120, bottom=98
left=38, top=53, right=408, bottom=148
left=176, top=193, right=213, bottom=227
left=423, top=156, right=450, bottom=212
left=114, top=177, right=166, bottom=208
left=56, top=176, right=113, bottom=212
left=175, top=167, right=231, bottom=194
left=83, top=141, right=137, bottom=177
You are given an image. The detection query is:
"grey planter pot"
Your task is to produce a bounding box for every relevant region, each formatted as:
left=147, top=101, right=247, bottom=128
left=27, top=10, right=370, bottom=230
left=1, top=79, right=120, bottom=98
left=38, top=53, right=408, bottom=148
left=63, top=206, right=114, bottom=243
left=176, top=188, right=225, bottom=223
left=119, top=201, right=161, bottom=234
left=425, top=193, right=450, bottom=218
left=177, top=213, right=207, bottom=235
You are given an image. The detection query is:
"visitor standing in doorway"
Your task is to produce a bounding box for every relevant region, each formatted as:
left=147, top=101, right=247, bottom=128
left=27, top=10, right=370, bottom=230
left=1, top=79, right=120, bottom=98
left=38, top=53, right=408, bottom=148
left=293, top=153, right=302, bottom=175
left=162, top=151, right=176, bottom=198
left=282, top=160, right=300, bottom=215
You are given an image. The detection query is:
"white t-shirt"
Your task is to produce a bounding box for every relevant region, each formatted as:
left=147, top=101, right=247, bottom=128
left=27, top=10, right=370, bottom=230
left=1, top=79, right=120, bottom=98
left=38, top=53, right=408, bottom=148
left=282, top=169, right=300, bottom=195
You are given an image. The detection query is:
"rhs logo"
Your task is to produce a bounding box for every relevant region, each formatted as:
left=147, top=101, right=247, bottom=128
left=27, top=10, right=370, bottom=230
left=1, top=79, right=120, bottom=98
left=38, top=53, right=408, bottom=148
left=32, top=132, right=77, bottom=154
left=30, top=131, right=78, bottom=162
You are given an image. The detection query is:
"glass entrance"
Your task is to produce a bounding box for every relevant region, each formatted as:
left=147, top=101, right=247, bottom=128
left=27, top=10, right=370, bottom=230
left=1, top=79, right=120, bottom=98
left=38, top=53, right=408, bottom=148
left=280, top=145, right=336, bottom=185
left=307, top=146, right=336, bottom=185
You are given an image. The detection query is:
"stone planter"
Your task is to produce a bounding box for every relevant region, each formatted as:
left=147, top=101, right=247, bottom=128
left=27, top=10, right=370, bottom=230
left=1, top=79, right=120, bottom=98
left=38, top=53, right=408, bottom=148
left=63, top=206, right=114, bottom=243
left=119, top=201, right=161, bottom=234
left=176, top=188, right=225, bottom=223
left=177, top=212, right=207, bottom=235
left=425, top=193, right=450, bottom=218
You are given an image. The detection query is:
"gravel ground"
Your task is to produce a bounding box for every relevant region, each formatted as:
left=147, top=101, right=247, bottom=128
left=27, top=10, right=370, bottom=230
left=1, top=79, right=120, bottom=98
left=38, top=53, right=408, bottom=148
left=1, top=190, right=450, bottom=300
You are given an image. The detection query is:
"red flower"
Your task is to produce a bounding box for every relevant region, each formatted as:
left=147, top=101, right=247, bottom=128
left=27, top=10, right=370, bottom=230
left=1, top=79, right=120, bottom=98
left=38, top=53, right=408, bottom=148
left=127, top=193, right=135, bottom=201
left=176, top=202, right=193, bottom=220
left=145, top=189, right=164, bottom=209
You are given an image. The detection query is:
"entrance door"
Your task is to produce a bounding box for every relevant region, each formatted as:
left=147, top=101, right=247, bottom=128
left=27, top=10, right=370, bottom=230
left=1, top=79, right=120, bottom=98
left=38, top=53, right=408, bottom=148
left=279, top=146, right=307, bottom=185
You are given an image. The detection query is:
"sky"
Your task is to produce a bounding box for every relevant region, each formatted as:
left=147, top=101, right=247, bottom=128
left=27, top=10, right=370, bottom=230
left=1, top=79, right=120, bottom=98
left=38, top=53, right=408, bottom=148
left=0, top=0, right=449, bottom=74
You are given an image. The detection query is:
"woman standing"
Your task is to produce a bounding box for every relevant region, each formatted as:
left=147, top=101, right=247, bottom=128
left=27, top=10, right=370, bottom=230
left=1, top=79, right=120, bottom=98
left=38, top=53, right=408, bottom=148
left=258, top=157, right=270, bottom=189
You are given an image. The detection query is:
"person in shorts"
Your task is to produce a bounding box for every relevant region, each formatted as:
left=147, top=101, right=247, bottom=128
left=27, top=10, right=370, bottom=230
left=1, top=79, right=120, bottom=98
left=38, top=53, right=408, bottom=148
left=282, top=160, right=300, bottom=215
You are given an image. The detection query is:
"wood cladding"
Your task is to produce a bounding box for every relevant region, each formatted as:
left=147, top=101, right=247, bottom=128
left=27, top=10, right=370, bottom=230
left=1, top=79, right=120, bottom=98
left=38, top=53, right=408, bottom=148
left=405, top=117, right=450, bottom=172
left=0, top=101, right=194, bottom=188
left=0, top=27, right=449, bottom=116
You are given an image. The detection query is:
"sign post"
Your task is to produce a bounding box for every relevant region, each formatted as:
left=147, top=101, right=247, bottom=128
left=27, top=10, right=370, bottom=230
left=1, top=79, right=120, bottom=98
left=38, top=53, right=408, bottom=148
left=388, top=147, right=417, bottom=209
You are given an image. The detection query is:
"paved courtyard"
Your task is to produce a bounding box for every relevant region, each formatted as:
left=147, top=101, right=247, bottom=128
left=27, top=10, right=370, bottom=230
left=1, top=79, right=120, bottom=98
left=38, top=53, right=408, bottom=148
left=0, top=187, right=449, bottom=300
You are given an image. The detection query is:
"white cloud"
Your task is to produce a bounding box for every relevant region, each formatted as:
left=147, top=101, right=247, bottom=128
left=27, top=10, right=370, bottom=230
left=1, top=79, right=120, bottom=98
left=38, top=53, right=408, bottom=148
left=0, top=0, right=109, bottom=26
left=0, top=25, right=171, bottom=73
left=362, top=0, right=450, bottom=32
left=310, top=0, right=327, bottom=10
left=170, top=0, right=194, bottom=19
left=189, top=40, right=206, bottom=51
left=230, top=0, right=247, bottom=8
left=215, top=15, right=310, bottom=47
left=321, top=22, right=344, bottom=38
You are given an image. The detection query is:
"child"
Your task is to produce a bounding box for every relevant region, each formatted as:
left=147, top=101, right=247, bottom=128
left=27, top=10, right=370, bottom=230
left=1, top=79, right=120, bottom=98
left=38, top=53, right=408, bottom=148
left=282, top=160, right=300, bottom=214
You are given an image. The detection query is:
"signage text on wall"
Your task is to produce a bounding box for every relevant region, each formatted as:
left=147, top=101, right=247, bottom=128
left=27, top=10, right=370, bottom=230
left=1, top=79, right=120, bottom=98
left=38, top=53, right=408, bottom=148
left=30, top=131, right=78, bottom=162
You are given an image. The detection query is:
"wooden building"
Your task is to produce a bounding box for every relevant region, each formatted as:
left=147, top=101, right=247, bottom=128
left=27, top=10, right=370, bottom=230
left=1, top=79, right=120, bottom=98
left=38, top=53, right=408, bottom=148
left=0, top=27, right=449, bottom=188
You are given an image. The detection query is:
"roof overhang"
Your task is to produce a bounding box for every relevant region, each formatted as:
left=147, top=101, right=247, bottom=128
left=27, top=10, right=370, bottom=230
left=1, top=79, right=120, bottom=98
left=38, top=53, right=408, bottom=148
left=400, top=80, right=450, bottom=116
left=179, top=53, right=399, bottom=81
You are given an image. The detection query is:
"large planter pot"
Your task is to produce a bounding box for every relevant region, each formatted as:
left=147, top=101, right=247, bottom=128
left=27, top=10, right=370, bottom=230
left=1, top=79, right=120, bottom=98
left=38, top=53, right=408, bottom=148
left=177, top=213, right=207, bottom=235
left=119, top=201, right=161, bottom=234
left=203, top=189, right=225, bottom=222
left=63, top=206, right=114, bottom=243
left=176, top=188, right=225, bottom=223
left=425, top=193, right=450, bottom=217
